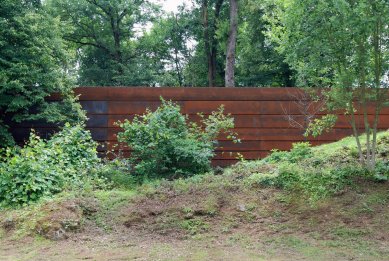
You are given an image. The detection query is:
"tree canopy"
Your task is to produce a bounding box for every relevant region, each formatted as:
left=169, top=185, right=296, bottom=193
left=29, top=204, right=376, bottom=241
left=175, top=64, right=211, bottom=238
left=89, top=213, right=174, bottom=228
left=44, top=0, right=294, bottom=87
left=265, top=0, right=389, bottom=168
left=0, top=0, right=85, bottom=146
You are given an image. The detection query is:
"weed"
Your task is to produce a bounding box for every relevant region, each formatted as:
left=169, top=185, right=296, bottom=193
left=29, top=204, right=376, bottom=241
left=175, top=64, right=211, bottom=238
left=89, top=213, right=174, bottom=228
left=332, top=226, right=369, bottom=239
left=180, top=219, right=209, bottom=235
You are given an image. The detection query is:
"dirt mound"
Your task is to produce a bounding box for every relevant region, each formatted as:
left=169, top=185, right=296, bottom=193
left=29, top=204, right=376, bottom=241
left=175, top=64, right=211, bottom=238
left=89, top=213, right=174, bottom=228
left=114, top=178, right=389, bottom=243
left=1, top=197, right=99, bottom=240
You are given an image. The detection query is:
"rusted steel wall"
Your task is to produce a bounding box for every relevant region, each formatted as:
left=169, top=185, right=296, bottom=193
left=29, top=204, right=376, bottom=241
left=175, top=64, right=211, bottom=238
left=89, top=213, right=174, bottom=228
left=10, top=87, right=389, bottom=166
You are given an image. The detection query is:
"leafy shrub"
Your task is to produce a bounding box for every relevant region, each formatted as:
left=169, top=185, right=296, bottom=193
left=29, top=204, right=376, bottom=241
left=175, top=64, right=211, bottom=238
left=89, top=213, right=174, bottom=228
left=266, top=142, right=312, bottom=163
left=0, top=133, right=65, bottom=206
left=304, top=114, right=338, bottom=138
left=296, top=165, right=360, bottom=201
left=245, top=172, right=279, bottom=187
left=373, top=160, right=389, bottom=182
left=48, top=123, right=100, bottom=185
left=0, top=124, right=100, bottom=207
left=244, top=160, right=362, bottom=202
left=242, top=140, right=377, bottom=202
left=94, top=159, right=137, bottom=189
left=117, top=99, right=238, bottom=181
left=244, top=162, right=301, bottom=190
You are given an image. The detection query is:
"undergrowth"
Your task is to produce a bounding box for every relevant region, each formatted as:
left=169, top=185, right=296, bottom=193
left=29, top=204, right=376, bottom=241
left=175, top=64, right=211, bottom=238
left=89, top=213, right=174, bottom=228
left=234, top=131, right=389, bottom=202
left=1, top=131, right=388, bottom=240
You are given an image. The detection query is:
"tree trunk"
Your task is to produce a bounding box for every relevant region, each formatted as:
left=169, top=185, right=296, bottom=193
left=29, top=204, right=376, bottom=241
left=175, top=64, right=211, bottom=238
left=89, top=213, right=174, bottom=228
left=173, top=14, right=183, bottom=86
left=202, top=0, right=213, bottom=87
left=225, top=0, right=238, bottom=87
left=210, top=0, right=224, bottom=86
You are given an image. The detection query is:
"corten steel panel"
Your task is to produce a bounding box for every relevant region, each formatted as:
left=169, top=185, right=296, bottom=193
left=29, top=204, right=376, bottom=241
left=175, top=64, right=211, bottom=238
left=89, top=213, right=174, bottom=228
left=105, top=100, right=389, bottom=115
left=14, top=87, right=389, bottom=167
left=86, top=128, right=108, bottom=141
left=107, top=114, right=389, bottom=129
left=107, top=127, right=356, bottom=142
left=107, top=101, right=316, bottom=115
left=86, top=115, right=109, bottom=128
left=106, top=140, right=328, bottom=152
left=80, top=101, right=108, bottom=114
left=185, top=101, right=389, bottom=115
left=76, top=88, right=109, bottom=101
left=103, top=87, right=304, bottom=101
left=108, top=101, right=184, bottom=115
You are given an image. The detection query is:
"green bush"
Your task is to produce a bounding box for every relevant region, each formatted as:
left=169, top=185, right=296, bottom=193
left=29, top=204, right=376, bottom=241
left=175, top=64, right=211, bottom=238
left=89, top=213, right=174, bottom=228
left=244, top=162, right=301, bottom=190
left=48, top=123, right=100, bottom=184
left=117, top=99, right=237, bottom=181
left=295, top=165, right=360, bottom=201
left=0, top=133, right=65, bottom=206
left=0, top=124, right=100, bottom=207
left=94, top=159, right=137, bottom=189
left=242, top=140, right=374, bottom=202
left=245, top=172, right=279, bottom=187
left=266, top=142, right=312, bottom=163
left=373, top=160, right=389, bottom=182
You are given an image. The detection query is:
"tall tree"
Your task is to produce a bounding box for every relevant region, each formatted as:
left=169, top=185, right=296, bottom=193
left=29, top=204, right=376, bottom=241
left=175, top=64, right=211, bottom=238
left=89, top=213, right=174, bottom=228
left=201, top=0, right=225, bottom=86
left=236, top=0, right=294, bottom=87
left=267, top=0, right=389, bottom=169
left=225, top=0, right=238, bottom=87
left=140, top=7, right=195, bottom=86
left=0, top=0, right=85, bottom=147
left=183, top=0, right=294, bottom=87
left=49, top=0, right=159, bottom=86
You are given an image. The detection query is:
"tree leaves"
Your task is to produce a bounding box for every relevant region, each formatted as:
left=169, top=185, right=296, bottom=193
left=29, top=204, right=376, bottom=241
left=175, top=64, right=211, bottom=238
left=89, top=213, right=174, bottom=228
left=0, top=0, right=85, bottom=145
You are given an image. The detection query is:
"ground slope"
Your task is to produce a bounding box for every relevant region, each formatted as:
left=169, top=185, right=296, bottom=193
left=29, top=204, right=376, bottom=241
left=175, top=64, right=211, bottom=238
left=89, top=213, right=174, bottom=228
left=1, top=132, right=389, bottom=261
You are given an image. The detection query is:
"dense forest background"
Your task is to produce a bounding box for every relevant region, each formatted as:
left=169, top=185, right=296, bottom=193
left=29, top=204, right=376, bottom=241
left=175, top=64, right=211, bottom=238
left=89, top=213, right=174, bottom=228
left=1, top=0, right=388, bottom=145
left=3, top=0, right=295, bottom=88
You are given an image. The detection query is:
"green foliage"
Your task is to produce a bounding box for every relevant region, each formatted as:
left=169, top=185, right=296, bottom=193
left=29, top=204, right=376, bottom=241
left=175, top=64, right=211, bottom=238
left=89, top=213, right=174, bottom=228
left=49, top=0, right=160, bottom=86
left=181, top=0, right=295, bottom=87
left=241, top=132, right=389, bottom=202
left=47, top=0, right=295, bottom=87
left=373, top=161, right=389, bottom=182
left=180, top=218, right=209, bottom=235
left=245, top=172, right=279, bottom=187
left=266, top=142, right=312, bottom=163
left=0, top=120, right=14, bottom=148
left=138, top=8, right=195, bottom=87
left=295, top=166, right=360, bottom=201
left=305, top=114, right=338, bottom=138
left=0, top=124, right=100, bottom=207
left=266, top=0, right=389, bottom=168
left=0, top=0, right=85, bottom=146
left=244, top=162, right=301, bottom=190
left=117, top=99, right=237, bottom=181
left=266, top=0, right=389, bottom=89
left=48, top=123, right=100, bottom=183
left=0, top=133, right=65, bottom=206
left=246, top=158, right=362, bottom=202
left=236, top=0, right=294, bottom=87
left=94, top=159, right=137, bottom=189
